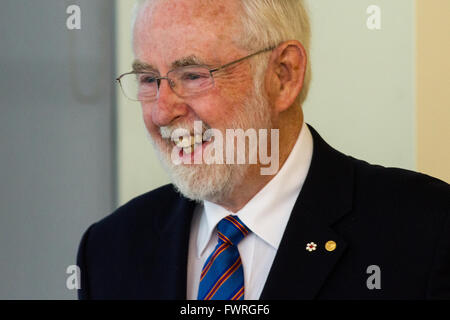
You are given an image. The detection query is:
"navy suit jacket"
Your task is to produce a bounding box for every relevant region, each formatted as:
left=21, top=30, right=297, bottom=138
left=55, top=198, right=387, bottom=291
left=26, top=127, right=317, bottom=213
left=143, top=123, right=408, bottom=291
left=77, top=125, right=450, bottom=299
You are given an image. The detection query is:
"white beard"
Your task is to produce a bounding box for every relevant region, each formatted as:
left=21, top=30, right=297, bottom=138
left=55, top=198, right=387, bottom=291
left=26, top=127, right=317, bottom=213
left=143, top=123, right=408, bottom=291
left=147, top=80, right=272, bottom=203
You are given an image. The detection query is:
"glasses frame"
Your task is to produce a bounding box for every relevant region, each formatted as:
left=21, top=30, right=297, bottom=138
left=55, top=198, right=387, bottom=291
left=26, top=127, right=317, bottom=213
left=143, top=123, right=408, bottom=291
left=116, top=45, right=276, bottom=102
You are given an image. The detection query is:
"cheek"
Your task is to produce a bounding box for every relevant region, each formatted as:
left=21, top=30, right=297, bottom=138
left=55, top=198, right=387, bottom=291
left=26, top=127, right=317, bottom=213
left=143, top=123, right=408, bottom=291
left=196, top=70, right=253, bottom=127
left=211, top=69, right=254, bottom=114
left=140, top=104, right=159, bottom=137
left=215, top=86, right=252, bottom=123
left=190, top=93, right=240, bottom=128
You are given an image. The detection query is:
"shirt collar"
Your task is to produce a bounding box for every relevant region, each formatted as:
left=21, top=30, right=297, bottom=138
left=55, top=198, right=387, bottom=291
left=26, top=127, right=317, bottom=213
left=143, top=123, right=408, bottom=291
left=197, top=121, right=313, bottom=257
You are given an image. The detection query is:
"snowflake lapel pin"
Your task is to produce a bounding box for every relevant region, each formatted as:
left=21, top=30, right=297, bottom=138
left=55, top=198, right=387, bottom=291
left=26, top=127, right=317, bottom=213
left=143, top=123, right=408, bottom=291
left=306, top=242, right=317, bottom=252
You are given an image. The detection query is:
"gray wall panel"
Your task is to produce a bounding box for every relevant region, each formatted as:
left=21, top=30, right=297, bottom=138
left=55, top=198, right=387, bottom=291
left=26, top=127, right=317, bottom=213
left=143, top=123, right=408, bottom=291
left=0, top=0, right=116, bottom=299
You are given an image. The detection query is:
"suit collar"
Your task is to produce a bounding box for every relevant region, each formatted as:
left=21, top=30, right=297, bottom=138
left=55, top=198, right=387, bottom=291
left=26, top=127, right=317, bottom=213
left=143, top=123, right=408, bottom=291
left=298, top=125, right=354, bottom=225
left=260, top=124, right=354, bottom=299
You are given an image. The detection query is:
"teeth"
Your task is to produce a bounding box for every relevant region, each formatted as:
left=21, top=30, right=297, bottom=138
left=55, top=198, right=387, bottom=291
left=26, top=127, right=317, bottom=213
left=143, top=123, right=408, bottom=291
left=175, top=136, right=191, bottom=148
left=174, top=134, right=207, bottom=149
left=183, top=146, right=193, bottom=155
left=203, top=131, right=213, bottom=142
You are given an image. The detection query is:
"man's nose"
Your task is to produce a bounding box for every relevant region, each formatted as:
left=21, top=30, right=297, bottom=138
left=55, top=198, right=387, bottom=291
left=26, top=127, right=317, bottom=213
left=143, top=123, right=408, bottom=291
left=151, top=79, right=188, bottom=127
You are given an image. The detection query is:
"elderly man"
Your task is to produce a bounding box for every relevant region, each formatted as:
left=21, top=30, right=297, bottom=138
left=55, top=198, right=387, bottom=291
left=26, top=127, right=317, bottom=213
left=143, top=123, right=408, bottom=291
left=77, top=0, right=450, bottom=300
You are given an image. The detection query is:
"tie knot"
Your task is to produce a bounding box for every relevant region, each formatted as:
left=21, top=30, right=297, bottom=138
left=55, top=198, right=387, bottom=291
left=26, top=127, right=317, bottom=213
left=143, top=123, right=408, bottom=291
left=217, top=215, right=250, bottom=246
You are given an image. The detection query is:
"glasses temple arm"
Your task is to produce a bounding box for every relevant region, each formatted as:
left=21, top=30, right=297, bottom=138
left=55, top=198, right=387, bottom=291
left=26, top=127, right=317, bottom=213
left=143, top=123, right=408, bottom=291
left=210, top=46, right=276, bottom=73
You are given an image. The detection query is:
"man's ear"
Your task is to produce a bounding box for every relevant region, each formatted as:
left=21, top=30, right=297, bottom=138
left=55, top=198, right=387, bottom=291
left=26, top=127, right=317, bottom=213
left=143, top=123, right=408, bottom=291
left=265, top=41, right=307, bottom=115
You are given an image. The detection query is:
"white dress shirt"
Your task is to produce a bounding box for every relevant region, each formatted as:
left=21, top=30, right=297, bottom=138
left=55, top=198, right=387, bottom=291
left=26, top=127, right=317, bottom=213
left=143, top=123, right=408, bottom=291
left=186, top=121, right=314, bottom=300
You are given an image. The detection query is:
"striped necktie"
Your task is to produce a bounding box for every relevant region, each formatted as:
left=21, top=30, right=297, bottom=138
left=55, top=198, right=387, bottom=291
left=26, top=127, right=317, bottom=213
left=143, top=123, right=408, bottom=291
left=197, top=215, right=250, bottom=300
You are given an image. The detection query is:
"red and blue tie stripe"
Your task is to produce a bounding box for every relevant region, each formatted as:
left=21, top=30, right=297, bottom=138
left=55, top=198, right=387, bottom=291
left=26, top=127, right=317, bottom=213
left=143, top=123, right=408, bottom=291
left=197, top=215, right=250, bottom=300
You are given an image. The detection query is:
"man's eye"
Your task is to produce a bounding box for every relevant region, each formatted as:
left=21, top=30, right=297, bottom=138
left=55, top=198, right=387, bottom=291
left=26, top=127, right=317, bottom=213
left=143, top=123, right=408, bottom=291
left=139, top=76, right=157, bottom=84
left=182, top=73, right=205, bottom=81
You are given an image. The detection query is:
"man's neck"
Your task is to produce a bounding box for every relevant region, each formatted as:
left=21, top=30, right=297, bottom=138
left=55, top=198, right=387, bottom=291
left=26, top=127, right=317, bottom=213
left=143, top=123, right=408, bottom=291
left=212, top=107, right=304, bottom=213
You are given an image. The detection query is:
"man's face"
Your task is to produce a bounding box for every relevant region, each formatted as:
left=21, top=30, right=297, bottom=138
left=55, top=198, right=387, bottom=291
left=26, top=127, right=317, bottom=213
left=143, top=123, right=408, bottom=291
left=133, top=0, right=273, bottom=202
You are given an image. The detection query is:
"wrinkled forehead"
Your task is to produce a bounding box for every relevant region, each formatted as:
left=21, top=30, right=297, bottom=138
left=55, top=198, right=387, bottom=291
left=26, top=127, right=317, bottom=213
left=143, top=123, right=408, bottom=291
left=133, top=0, right=243, bottom=63
left=140, top=0, right=240, bottom=27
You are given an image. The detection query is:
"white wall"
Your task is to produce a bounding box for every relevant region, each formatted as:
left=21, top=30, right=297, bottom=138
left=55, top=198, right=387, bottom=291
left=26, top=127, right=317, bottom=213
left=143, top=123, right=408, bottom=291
left=116, top=0, right=416, bottom=205
left=305, top=0, right=415, bottom=170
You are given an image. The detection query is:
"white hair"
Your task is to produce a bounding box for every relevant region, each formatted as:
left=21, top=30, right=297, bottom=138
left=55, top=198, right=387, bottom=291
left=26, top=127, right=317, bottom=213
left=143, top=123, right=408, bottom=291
left=132, top=0, right=312, bottom=106
left=131, top=0, right=146, bottom=36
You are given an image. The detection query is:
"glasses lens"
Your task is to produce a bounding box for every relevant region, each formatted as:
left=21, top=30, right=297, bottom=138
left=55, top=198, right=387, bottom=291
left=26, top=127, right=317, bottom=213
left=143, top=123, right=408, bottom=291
left=170, top=66, right=214, bottom=97
left=119, top=73, right=159, bottom=101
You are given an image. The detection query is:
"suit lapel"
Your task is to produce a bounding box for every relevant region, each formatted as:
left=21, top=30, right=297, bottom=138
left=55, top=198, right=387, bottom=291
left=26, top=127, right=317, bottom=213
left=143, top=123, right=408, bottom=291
left=144, top=190, right=197, bottom=299
left=260, top=124, right=354, bottom=299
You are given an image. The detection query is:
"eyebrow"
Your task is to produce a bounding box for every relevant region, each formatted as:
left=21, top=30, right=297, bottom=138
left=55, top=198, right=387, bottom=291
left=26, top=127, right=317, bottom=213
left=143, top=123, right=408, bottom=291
left=171, top=55, right=208, bottom=68
left=132, top=55, right=212, bottom=73
left=132, top=60, right=157, bottom=73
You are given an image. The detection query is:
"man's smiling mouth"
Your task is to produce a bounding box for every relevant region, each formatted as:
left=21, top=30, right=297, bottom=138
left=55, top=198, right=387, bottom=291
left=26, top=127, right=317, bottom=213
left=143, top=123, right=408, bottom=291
left=170, top=130, right=214, bottom=155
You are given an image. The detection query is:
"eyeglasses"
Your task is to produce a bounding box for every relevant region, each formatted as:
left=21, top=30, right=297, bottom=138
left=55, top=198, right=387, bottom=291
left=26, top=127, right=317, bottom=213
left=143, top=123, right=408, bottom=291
left=116, top=46, right=275, bottom=102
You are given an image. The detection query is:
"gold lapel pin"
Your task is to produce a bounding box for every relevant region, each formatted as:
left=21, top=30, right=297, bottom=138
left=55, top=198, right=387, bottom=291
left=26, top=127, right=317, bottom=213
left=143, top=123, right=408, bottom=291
left=325, top=240, right=337, bottom=252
